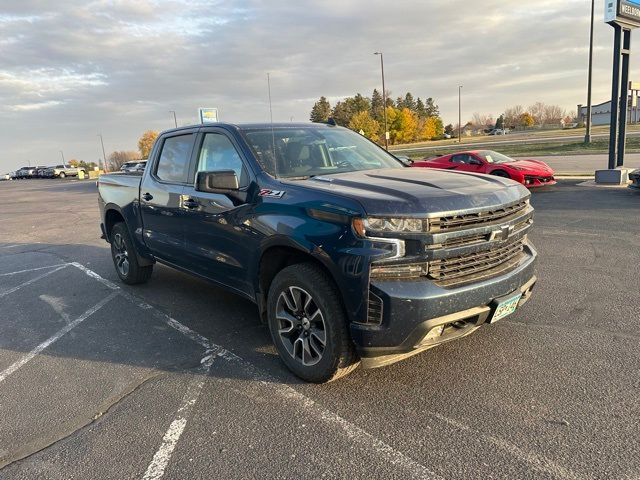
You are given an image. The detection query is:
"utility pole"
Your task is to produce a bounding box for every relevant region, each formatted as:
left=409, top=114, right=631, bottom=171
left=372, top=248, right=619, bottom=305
left=169, top=110, right=178, bottom=128
left=374, top=52, right=389, bottom=150
left=458, top=85, right=463, bottom=143
left=98, top=133, right=108, bottom=172
left=585, top=0, right=595, bottom=143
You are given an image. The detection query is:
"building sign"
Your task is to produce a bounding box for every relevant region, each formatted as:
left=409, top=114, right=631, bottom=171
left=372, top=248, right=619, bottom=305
left=606, top=0, right=640, bottom=27
left=198, top=108, right=219, bottom=124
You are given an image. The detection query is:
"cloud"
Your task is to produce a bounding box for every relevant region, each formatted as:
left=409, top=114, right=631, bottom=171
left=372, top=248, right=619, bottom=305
left=0, top=0, right=622, bottom=170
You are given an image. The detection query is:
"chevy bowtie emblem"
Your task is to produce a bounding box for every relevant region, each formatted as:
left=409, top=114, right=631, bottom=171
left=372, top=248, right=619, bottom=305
left=490, top=225, right=515, bottom=241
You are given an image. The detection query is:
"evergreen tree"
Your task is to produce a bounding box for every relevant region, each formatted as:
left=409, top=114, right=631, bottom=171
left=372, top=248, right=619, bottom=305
left=416, top=98, right=426, bottom=118
left=310, top=96, right=331, bottom=123
left=395, top=96, right=404, bottom=109
left=424, top=97, right=440, bottom=118
left=331, top=101, right=352, bottom=126
left=371, top=89, right=384, bottom=122
left=403, top=92, right=416, bottom=112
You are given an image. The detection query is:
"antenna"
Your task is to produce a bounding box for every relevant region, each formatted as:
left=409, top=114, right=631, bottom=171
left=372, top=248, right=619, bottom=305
left=267, top=72, right=277, bottom=177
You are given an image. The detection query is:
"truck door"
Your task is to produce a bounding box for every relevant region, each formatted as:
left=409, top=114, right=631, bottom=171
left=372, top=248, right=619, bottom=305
left=180, top=129, right=255, bottom=296
left=140, top=130, right=197, bottom=264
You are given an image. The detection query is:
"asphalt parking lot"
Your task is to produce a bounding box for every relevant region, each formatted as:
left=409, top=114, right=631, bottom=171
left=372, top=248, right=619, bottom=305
left=0, top=178, right=638, bottom=479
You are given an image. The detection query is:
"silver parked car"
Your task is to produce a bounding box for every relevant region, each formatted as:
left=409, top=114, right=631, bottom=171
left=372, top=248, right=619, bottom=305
left=119, top=160, right=147, bottom=174
left=44, top=165, right=86, bottom=178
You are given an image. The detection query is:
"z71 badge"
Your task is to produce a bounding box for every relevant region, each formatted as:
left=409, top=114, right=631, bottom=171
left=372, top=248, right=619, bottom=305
left=259, top=189, right=285, bottom=198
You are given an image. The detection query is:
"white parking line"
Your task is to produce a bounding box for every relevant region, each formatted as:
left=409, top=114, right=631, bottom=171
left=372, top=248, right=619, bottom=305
left=429, top=413, right=579, bottom=480
left=0, top=263, right=70, bottom=277
left=142, top=354, right=216, bottom=480
left=0, top=265, right=68, bottom=298
left=0, top=292, right=118, bottom=384
left=69, top=264, right=444, bottom=480
left=69, top=263, right=576, bottom=480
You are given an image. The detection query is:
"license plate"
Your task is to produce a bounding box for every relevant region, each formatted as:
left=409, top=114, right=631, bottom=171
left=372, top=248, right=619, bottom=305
left=491, top=293, right=522, bottom=323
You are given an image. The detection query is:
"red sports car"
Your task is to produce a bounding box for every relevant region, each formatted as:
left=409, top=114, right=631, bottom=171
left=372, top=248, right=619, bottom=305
left=411, top=150, right=556, bottom=188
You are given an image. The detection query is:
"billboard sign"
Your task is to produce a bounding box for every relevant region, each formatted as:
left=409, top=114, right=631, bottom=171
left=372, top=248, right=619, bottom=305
left=606, top=0, right=640, bottom=27
left=198, top=107, right=219, bottom=124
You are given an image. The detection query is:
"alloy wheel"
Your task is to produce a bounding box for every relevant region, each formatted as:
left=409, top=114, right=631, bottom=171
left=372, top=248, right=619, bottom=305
left=112, top=233, right=130, bottom=277
left=275, top=286, right=327, bottom=366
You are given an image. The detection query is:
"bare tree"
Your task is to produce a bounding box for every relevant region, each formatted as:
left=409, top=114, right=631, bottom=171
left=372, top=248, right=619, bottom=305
left=471, top=112, right=495, bottom=130
left=528, top=102, right=546, bottom=125
left=108, top=150, right=139, bottom=170
left=543, top=104, right=566, bottom=125
left=504, top=105, right=524, bottom=128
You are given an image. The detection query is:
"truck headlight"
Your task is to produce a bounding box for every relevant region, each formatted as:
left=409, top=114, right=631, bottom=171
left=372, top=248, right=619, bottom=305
left=353, top=217, right=428, bottom=237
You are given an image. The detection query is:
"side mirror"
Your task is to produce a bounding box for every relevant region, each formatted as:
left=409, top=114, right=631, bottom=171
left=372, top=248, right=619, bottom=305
left=195, top=170, right=239, bottom=193
left=395, top=155, right=414, bottom=167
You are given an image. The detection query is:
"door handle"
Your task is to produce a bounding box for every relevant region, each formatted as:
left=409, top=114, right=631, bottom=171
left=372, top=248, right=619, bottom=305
left=183, top=198, right=199, bottom=209
left=142, top=192, right=153, bottom=201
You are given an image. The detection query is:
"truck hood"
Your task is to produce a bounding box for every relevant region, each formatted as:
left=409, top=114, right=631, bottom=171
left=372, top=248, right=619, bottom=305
left=289, top=168, right=529, bottom=216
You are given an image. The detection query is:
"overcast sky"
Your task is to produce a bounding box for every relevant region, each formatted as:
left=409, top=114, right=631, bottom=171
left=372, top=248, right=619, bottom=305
left=0, top=0, right=633, bottom=171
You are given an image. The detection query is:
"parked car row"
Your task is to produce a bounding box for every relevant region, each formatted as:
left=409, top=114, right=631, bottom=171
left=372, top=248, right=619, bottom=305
left=8, top=165, right=87, bottom=179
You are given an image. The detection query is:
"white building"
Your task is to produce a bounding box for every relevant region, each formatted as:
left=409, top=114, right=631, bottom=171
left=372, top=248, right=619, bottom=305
left=578, top=93, right=640, bottom=126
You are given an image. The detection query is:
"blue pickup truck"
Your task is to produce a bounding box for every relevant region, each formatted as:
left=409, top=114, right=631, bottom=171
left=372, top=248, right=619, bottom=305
left=98, top=122, right=537, bottom=382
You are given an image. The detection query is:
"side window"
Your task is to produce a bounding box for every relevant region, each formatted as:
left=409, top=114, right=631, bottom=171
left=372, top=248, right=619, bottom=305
left=197, top=133, right=248, bottom=187
left=451, top=154, right=468, bottom=164
left=156, top=134, right=194, bottom=183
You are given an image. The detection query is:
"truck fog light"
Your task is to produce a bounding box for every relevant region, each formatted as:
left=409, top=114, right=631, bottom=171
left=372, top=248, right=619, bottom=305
left=423, top=324, right=445, bottom=341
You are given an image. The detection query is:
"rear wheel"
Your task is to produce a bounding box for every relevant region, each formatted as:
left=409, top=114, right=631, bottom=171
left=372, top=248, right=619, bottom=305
left=491, top=170, right=510, bottom=179
left=110, top=222, right=153, bottom=285
left=267, top=263, right=359, bottom=383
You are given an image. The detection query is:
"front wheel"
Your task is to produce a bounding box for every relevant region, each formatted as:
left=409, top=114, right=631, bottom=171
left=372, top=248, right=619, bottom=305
left=267, top=263, right=359, bottom=383
left=110, top=222, right=153, bottom=284
left=59, top=172, right=66, bottom=178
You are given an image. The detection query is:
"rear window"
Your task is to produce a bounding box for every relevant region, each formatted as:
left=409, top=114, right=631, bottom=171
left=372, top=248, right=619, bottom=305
left=155, top=134, right=194, bottom=183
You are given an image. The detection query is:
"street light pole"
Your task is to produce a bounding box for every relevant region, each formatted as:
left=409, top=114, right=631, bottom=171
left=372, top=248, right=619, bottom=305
left=59, top=150, right=66, bottom=168
left=458, top=85, right=463, bottom=143
left=169, top=110, right=178, bottom=128
left=98, top=133, right=108, bottom=172
left=585, top=0, right=595, bottom=143
left=374, top=52, right=389, bottom=150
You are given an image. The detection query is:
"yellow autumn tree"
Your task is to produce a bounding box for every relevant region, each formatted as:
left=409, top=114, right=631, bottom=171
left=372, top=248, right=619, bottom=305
left=388, top=107, right=418, bottom=145
left=348, top=111, right=380, bottom=142
left=138, top=130, right=159, bottom=159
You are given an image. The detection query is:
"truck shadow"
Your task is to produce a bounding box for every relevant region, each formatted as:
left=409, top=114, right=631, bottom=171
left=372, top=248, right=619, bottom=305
left=0, top=242, right=313, bottom=386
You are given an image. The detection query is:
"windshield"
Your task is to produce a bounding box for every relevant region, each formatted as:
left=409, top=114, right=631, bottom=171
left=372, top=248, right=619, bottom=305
left=241, top=126, right=402, bottom=178
left=477, top=150, right=514, bottom=164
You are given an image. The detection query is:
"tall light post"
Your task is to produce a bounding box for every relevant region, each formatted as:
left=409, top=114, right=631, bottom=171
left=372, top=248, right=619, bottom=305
left=585, top=0, right=595, bottom=143
left=98, top=133, right=108, bottom=172
left=169, top=110, right=178, bottom=128
left=374, top=52, right=389, bottom=150
left=458, top=85, right=463, bottom=143
left=59, top=150, right=66, bottom=167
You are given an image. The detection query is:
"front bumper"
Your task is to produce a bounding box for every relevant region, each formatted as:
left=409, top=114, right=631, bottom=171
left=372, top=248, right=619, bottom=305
left=524, top=175, right=556, bottom=188
left=352, top=242, right=537, bottom=368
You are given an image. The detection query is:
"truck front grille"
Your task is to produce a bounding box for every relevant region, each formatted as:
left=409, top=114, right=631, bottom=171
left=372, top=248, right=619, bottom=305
left=428, top=238, right=525, bottom=288
left=430, top=201, right=528, bottom=232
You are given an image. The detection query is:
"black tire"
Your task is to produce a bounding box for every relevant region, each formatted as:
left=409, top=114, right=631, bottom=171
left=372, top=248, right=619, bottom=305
left=59, top=172, right=66, bottom=178
left=491, top=170, right=510, bottom=179
left=110, top=222, right=153, bottom=285
left=267, top=263, right=359, bottom=383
